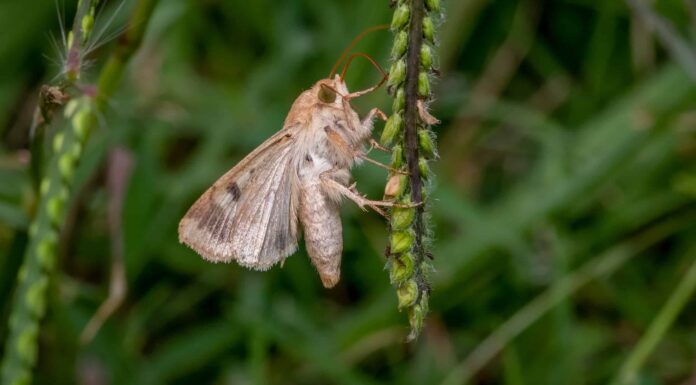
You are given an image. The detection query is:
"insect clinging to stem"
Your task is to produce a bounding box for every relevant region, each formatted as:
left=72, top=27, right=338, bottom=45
left=178, top=25, right=413, bottom=288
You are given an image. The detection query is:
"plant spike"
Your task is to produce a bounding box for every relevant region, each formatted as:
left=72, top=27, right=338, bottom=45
left=384, top=0, right=441, bottom=341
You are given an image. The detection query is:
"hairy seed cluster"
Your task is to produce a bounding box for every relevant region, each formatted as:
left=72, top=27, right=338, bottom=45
left=383, top=0, right=440, bottom=340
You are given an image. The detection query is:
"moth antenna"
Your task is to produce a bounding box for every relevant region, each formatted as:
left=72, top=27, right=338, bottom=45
left=329, top=24, right=389, bottom=79
left=340, top=52, right=388, bottom=89
left=340, top=52, right=387, bottom=81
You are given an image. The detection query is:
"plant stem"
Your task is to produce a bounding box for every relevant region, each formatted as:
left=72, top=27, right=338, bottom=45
left=610, top=248, right=696, bottom=385
left=0, top=1, right=158, bottom=384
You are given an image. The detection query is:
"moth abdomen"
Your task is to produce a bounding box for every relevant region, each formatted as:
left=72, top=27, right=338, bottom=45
left=299, top=180, right=343, bottom=288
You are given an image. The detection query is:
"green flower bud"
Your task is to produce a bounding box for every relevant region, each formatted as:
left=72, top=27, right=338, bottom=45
left=17, top=325, right=39, bottom=364
left=25, top=277, right=48, bottom=318
left=426, top=0, right=440, bottom=13
left=52, top=132, right=64, bottom=153
left=392, top=87, right=405, bottom=112
left=420, top=44, right=433, bottom=69
left=36, top=237, right=57, bottom=268
left=407, top=300, right=428, bottom=339
left=418, top=71, right=430, bottom=98
left=387, top=59, right=407, bottom=89
left=81, top=14, right=95, bottom=41
left=423, top=16, right=435, bottom=43
left=389, top=252, right=415, bottom=284
left=381, top=113, right=403, bottom=146
left=47, top=196, right=65, bottom=225
left=72, top=107, right=92, bottom=140
left=397, top=280, right=418, bottom=309
left=418, top=129, right=436, bottom=158
left=391, top=206, right=415, bottom=230
left=391, top=4, right=410, bottom=31
left=392, top=30, right=408, bottom=59
left=390, top=231, right=414, bottom=254
left=419, top=157, right=430, bottom=179
left=58, top=153, right=76, bottom=180
left=391, top=144, right=404, bottom=169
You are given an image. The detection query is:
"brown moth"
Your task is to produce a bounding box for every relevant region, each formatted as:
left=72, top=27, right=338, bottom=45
left=178, top=40, right=401, bottom=288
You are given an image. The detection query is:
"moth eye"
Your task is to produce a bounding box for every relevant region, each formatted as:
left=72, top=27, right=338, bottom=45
left=318, top=84, right=336, bottom=103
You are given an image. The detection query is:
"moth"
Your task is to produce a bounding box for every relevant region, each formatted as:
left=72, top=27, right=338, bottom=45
left=179, top=32, right=404, bottom=288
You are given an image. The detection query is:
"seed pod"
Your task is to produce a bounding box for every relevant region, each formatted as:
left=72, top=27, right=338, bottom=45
left=392, top=87, right=405, bottom=112
left=391, top=4, right=410, bottom=31
left=423, top=16, right=435, bottom=43
left=425, top=0, right=440, bottom=13
left=389, top=252, right=415, bottom=284
left=384, top=174, right=407, bottom=198
left=387, top=59, right=406, bottom=89
left=418, top=129, right=436, bottom=158
left=418, top=71, right=430, bottom=98
left=392, top=206, right=416, bottom=230
left=381, top=113, right=403, bottom=146
left=392, top=30, right=408, bottom=59
left=397, top=280, right=418, bottom=309
left=391, top=144, right=404, bottom=169
left=390, top=231, right=414, bottom=254
left=420, top=44, right=433, bottom=69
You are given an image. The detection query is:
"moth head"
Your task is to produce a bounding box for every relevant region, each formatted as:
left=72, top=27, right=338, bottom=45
left=318, top=83, right=337, bottom=104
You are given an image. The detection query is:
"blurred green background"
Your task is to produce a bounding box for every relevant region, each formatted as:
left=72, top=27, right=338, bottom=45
left=1, top=0, right=696, bottom=384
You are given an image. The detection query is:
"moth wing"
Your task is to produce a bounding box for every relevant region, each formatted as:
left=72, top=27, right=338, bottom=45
left=178, top=127, right=301, bottom=269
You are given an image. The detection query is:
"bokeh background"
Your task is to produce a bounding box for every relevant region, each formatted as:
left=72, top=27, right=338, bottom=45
left=1, top=0, right=696, bottom=384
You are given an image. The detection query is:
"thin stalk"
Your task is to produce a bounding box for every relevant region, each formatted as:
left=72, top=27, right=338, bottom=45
left=0, top=1, right=158, bottom=384
left=610, top=248, right=696, bottom=385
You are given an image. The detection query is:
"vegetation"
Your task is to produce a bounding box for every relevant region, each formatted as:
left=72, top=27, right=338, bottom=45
left=0, top=0, right=694, bottom=384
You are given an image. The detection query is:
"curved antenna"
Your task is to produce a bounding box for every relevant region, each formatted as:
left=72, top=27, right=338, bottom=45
left=329, top=24, right=389, bottom=79
left=340, top=52, right=387, bottom=88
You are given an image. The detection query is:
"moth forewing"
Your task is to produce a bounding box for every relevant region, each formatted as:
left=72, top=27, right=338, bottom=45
left=178, top=125, right=302, bottom=269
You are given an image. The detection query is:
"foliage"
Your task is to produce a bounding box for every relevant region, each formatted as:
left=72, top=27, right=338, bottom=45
left=0, top=0, right=695, bottom=384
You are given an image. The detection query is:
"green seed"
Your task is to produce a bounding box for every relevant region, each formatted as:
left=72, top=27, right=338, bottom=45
left=52, top=132, right=64, bottom=153
left=423, top=16, right=435, bottom=43
left=392, top=206, right=416, bottom=230
left=391, top=144, right=404, bottom=169
left=389, top=252, right=415, bottom=284
left=392, top=87, right=405, bottom=112
left=390, top=231, right=414, bottom=254
left=391, top=4, right=410, bottom=31
left=418, top=129, right=436, bottom=158
left=381, top=113, right=403, bottom=146
left=58, top=153, right=76, bottom=180
left=387, top=59, right=406, bottom=89
left=392, top=30, right=408, bottom=59
left=420, top=44, right=433, bottom=69
left=418, top=71, right=430, bottom=98
left=397, top=280, right=418, bottom=309
left=419, top=157, right=430, bottom=179
left=426, top=0, right=440, bottom=13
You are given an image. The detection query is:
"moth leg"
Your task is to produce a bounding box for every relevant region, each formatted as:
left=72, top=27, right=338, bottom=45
left=367, top=138, right=391, bottom=154
left=320, top=172, right=417, bottom=215
left=356, top=153, right=408, bottom=175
